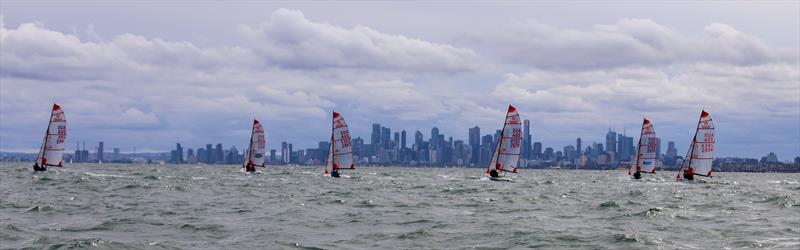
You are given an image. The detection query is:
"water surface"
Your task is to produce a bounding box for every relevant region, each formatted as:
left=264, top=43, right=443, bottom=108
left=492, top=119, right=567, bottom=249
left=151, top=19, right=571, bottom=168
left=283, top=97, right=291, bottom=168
left=1, top=164, right=798, bottom=249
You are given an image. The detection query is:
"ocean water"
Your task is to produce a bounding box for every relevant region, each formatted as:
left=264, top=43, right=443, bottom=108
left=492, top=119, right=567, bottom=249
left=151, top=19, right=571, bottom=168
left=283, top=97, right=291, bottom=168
left=1, top=163, right=798, bottom=249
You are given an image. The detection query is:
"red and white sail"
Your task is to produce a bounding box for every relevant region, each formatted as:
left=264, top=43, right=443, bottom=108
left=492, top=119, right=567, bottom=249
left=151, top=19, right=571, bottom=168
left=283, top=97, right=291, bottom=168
left=325, top=111, right=354, bottom=175
left=243, top=119, right=266, bottom=168
left=629, top=118, right=657, bottom=176
left=677, top=110, right=715, bottom=180
left=36, top=104, right=67, bottom=168
left=487, top=105, right=522, bottom=175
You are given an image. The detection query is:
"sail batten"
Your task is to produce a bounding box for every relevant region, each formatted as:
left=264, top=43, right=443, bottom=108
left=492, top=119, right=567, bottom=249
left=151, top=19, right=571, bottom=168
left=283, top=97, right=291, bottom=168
left=35, top=104, right=67, bottom=170
left=487, top=105, right=522, bottom=175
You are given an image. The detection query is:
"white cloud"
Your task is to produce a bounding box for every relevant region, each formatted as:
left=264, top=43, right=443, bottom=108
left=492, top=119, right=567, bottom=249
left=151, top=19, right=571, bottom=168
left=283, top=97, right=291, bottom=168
left=237, top=8, right=480, bottom=72
left=468, top=19, right=798, bottom=70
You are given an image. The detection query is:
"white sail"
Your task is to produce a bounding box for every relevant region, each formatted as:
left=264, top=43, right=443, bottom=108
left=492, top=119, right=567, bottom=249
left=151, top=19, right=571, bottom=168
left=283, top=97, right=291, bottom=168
left=487, top=105, right=522, bottom=175
left=325, top=111, right=354, bottom=175
left=630, top=118, right=657, bottom=175
left=243, top=119, right=266, bottom=168
left=36, top=104, right=67, bottom=168
left=677, top=110, right=715, bottom=180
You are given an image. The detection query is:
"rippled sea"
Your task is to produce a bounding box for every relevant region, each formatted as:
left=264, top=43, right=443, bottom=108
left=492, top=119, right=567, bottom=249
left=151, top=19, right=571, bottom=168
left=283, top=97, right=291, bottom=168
left=1, top=163, right=799, bottom=249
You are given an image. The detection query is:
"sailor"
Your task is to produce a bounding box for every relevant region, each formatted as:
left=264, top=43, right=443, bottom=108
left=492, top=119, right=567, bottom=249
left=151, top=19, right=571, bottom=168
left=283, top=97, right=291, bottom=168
left=633, top=171, right=641, bottom=179
left=683, top=168, right=694, bottom=180
left=245, top=163, right=255, bottom=172
left=489, top=169, right=500, bottom=178
left=331, top=169, right=341, bottom=178
left=33, top=162, right=46, bottom=172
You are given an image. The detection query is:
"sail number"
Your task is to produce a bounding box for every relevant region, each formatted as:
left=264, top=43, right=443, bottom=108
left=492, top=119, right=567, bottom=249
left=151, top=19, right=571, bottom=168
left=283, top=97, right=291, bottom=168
left=647, top=138, right=656, bottom=153
left=510, top=128, right=521, bottom=148
left=56, top=125, right=66, bottom=143
left=340, top=131, right=351, bottom=147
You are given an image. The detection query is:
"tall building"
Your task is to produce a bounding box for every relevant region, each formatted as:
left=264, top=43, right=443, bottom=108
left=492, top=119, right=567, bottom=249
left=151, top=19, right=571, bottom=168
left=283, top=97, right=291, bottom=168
left=654, top=137, right=662, bottom=158
left=469, top=126, right=480, bottom=164
left=270, top=149, right=277, bottom=164
left=113, top=148, right=120, bottom=161
left=576, top=138, right=582, bottom=157
left=606, top=129, right=617, bottom=154
left=97, top=141, right=104, bottom=162
left=666, top=141, right=677, bottom=158
left=381, top=127, right=391, bottom=149
left=175, top=143, right=183, bottom=163
left=281, top=141, right=289, bottom=164
left=430, top=127, right=440, bottom=149
left=414, top=130, right=423, bottom=147
left=400, top=130, right=407, bottom=149
left=205, top=144, right=213, bottom=163
left=393, top=132, right=400, bottom=150
left=533, top=142, right=543, bottom=160
left=197, top=148, right=206, bottom=163
left=523, top=119, right=531, bottom=160
left=371, top=123, right=381, bottom=145
left=215, top=144, right=223, bottom=164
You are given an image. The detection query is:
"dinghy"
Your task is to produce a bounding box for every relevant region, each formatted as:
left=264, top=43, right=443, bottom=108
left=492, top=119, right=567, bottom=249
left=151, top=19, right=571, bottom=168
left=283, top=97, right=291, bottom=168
left=33, top=104, right=67, bottom=172
left=486, top=105, right=522, bottom=181
left=324, top=111, right=354, bottom=178
left=676, top=110, right=715, bottom=181
left=629, top=118, right=657, bottom=179
left=242, top=119, right=266, bottom=173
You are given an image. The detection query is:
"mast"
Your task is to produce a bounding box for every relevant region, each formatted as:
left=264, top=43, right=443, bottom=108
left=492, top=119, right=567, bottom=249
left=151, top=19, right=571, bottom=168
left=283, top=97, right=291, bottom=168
left=325, top=110, right=335, bottom=175
left=37, top=104, right=56, bottom=166
left=243, top=119, right=256, bottom=169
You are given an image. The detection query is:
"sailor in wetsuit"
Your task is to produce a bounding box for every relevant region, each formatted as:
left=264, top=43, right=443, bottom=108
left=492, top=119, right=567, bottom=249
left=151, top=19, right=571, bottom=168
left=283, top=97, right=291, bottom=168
left=683, top=168, right=694, bottom=180
left=331, top=169, right=341, bottom=178
left=33, top=162, right=46, bottom=172
left=489, top=169, right=500, bottom=178
left=245, top=163, right=256, bottom=172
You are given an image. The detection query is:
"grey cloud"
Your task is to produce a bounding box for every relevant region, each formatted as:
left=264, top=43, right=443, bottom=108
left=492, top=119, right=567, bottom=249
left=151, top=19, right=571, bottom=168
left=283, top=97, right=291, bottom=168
left=469, top=19, right=798, bottom=70
left=237, top=8, right=480, bottom=72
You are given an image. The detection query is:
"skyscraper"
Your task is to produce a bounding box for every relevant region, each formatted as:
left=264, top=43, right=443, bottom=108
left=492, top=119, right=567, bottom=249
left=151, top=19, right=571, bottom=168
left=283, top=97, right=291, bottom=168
left=414, top=130, right=423, bottom=147
left=606, top=129, right=617, bottom=160
left=666, top=141, right=677, bottom=158
left=381, top=127, right=391, bottom=149
left=469, top=126, right=480, bottom=164
left=176, top=143, right=183, bottom=163
left=393, top=132, right=400, bottom=150
left=533, top=142, right=542, bottom=160
left=430, top=127, right=439, bottom=149
left=371, top=123, right=381, bottom=145
left=215, top=143, right=223, bottom=164
left=400, top=130, right=407, bottom=149
left=281, top=141, right=289, bottom=164
left=206, top=144, right=213, bottom=163
left=97, top=141, right=104, bottom=162
left=523, top=119, right=531, bottom=160
left=576, top=138, right=582, bottom=157
left=113, top=147, right=120, bottom=161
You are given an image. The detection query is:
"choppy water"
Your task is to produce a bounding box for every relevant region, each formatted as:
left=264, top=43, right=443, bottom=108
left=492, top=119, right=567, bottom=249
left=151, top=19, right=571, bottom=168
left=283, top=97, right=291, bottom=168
left=1, top=163, right=798, bottom=249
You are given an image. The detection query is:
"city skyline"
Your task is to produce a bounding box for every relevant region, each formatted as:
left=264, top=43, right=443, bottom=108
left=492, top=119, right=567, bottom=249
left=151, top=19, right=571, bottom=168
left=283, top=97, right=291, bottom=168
left=1, top=2, right=798, bottom=160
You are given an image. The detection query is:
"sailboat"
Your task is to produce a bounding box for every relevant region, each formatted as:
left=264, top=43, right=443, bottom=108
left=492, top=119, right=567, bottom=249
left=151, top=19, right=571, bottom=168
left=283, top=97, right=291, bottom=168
left=242, top=119, right=266, bottom=173
left=33, top=104, right=67, bottom=172
left=676, top=110, right=715, bottom=181
left=486, top=105, right=522, bottom=181
left=629, top=118, right=657, bottom=179
left=324, top=111, right=354, bottom=178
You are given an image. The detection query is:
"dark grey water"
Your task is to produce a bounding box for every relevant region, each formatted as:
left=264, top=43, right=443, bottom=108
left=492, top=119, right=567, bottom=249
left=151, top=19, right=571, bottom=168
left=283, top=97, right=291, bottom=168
left=1, top=163, right=798, bottom=249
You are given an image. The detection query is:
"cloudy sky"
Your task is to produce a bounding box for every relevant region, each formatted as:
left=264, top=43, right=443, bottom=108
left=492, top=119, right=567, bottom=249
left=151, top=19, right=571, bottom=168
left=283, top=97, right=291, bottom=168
left=1, top=1, right=798, bottom=160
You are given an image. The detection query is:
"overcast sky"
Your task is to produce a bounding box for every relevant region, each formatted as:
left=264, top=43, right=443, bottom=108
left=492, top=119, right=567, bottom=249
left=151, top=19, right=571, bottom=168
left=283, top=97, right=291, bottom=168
left=1, top=1, right=798, bottom=160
